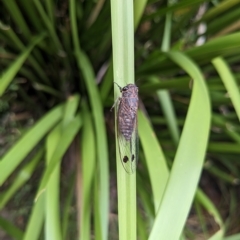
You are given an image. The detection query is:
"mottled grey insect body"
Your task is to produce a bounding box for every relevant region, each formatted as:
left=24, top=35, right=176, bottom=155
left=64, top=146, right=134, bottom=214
left=115, top=83, right=139, bottom=173
left=118, top=84, right=138, bottom=141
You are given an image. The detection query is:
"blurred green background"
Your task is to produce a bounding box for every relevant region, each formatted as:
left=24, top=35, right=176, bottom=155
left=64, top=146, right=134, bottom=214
left=1, top=0, right=240, bottom=239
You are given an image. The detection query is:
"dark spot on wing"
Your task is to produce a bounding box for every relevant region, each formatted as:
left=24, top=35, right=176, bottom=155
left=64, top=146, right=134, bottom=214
left=123, top=156, right=129, bottom=163
left=131, top=154, right=135, bottom=161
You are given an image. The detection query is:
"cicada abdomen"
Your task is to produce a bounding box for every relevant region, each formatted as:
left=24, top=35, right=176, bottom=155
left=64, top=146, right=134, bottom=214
left=115, top=83, right=139, bottom=174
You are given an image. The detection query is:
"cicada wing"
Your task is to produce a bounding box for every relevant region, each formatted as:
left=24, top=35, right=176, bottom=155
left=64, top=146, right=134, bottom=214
left=117, top=115, right=138, bottom=174
left=133, top=116, right=139, bottom=168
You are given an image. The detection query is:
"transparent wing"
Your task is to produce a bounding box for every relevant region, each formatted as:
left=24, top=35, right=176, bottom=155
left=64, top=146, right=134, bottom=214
left=117, top=113, right=138, bottom=174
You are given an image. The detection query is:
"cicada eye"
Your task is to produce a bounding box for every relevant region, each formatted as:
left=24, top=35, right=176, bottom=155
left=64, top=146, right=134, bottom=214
left=122, top=86, right=128, bottom=91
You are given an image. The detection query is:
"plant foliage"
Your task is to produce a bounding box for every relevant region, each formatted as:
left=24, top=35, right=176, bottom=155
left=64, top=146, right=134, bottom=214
left=0, top=0, right=240, bottom=239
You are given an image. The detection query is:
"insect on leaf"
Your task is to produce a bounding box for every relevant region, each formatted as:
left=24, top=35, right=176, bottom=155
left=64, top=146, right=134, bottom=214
left=115, top=83, right=139, bottom=174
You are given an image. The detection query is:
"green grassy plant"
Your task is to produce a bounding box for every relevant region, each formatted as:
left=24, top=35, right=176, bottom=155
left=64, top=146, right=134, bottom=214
left=0, top=0, right=240, bottom=239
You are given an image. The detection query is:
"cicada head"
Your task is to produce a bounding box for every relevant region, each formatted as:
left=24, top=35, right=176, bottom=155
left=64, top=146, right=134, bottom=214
left=121, top=84, right=138, bottom=98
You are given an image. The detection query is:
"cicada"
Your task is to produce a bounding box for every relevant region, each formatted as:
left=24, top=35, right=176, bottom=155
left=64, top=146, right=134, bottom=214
left=114, top=83, right=139, bottom=174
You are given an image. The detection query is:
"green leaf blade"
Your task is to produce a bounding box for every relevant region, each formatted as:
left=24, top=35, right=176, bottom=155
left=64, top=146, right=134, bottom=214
left=149, top=51, right=211, bottom=240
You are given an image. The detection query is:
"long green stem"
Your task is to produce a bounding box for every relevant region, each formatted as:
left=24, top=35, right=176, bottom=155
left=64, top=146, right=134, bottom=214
left=110, top=0, right=136, bottom=239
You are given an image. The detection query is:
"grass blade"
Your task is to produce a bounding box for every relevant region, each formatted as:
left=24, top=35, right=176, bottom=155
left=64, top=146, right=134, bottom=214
left=134, top=0, right=148, bottom=29
left=45, top=124, right=62, bottom=240
left=196, top=189, right=224, bottom=239
left=0, top=103, right=64, bottom=185
left=0, top=33, right=46, bottom=96
left=35, top=114, right=82, bottom=200
left=212, top=57, right=240, bottom=121
left=33, top=0, right=62, bottom=50
left=110, top=0, right=136, bottom=239
left=70, top=1, right=110, bottom=238
left=149, top=51, right=211, bottom=239
left=2, top=0, right=31, bottom=38
left=23, top=191, right=45, bottom=240
left=0, top=216, right=23, bottom=240
left=78, top=107, right=96, bottom=240
left=0, top=148, right=44, bottom=209
left=138, top=110, right=169, bottom=212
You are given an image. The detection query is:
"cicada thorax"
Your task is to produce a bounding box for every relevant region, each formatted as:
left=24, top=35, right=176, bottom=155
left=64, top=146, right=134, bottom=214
left=115, top=83, right=139, bottom=174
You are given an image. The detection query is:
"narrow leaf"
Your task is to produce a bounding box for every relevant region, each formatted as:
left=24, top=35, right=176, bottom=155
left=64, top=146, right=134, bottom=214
left=149, top=52, right=211, bottom=240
